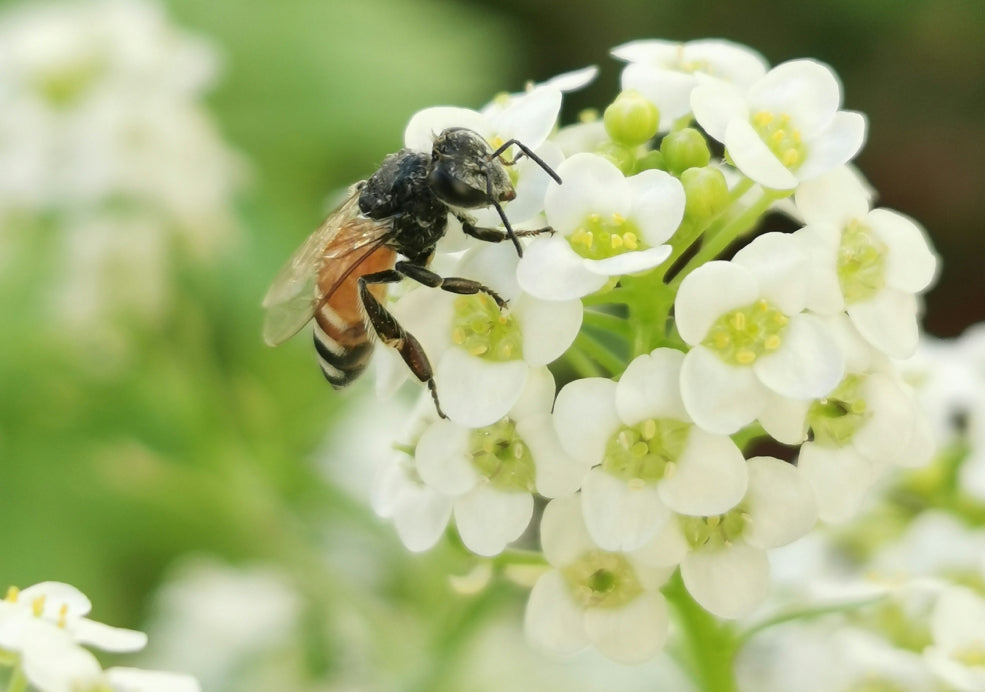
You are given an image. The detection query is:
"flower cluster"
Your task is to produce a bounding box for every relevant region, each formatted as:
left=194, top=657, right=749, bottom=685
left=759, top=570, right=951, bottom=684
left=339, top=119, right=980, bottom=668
left=368, top=39, right=939, bottom=665
left=0, top=581, right=200, bottom=692
left=0, top=0, right=242, bottom=340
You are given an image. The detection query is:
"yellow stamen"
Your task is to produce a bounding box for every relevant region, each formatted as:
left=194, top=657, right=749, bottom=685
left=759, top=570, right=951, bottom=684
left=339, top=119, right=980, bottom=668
left=735, top=348, right=757, bottom=365
left=623, top=233, right=639, bottom=250
left=764, top=335, right=782, bottom=351
left=32, top=595, right=46, bottom=617
left=5, top=586, right=19, bottom=602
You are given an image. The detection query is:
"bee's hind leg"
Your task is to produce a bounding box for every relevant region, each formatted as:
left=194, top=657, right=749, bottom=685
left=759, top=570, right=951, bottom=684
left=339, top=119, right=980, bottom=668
left=358, top=270, right=447, bottom=419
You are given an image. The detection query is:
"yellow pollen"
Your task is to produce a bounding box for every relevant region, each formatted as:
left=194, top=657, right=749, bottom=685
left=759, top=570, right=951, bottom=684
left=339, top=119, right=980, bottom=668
left=32, top=595, right=46, bottom=617
left=610, top=234, right=624, bottom=249
left=489, top=135, right=505, bottom=150
left=792, top=130, right=802, bottom=144
left=623, top=233, right=639, bottom=250
left=5, top=586, right=19, bottom=602
left=782, top=149, right=800, bottom=167
left=755, top=300, right=769, bottom=312
left=611, top=212, right=625, bottom=225
left=499, top=343, right=513, bottom=358
left=753, top=111, right=774, bottom=126
left=707, top=515, right=721, bottom=528
left=631, top=441, right=649, bottom=457
left=772, top=313, right=789, bottom=327
left=452, top=327, right=466, bottom=345
left=618, top=430, right=633, bottom=449
left=770, top=130, right=786, bottom=145
left=469, top=343, right=488, bottom=357
left=589, top=213, right=601, bottom=224
left=641, top=419, right=657, bottom=441
left=628, top=478, right=647, bottom=491
left=731, top=312, right=747, bottom=330
left=713, top=333, right=730, bottom=349
left=764, top=335, right=782, bottom=350
left=735, top=348, right=757, bottom=365
left=513, top=442, right=525, bottom=460
left=58, top=603, right=68, bottom=628
left=572, top=228, right=593, bottom=249
left=664, top=461, right=677, bottom=478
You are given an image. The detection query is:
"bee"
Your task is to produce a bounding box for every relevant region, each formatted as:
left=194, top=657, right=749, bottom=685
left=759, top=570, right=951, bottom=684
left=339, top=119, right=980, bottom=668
left=261, top=127, right=561, bottom=417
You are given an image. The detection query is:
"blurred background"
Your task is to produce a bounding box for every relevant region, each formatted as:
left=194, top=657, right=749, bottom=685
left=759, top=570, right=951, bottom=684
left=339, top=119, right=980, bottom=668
left=0, top=0, right=981, bottom=689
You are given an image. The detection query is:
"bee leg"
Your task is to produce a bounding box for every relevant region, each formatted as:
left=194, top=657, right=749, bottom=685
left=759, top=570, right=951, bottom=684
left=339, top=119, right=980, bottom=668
left=394, top=261, right=508, bottom=309
left=358, top=270, right=447, bottom=419
left=458, top=219, right=556, bottom=244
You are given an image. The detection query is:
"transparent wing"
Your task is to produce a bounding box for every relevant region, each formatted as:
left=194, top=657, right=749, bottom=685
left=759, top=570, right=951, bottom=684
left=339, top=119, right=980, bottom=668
left=261, top=185, right=390, bottom=346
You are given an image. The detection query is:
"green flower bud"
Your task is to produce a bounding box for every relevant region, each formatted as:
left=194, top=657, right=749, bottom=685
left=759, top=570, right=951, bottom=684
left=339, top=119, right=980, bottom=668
left=681, top=166, right=729, bottom=221
left=634, top=150, right=665, bottom=173
left=660, top=128, right=711, bottom=175
left=597, top=141, right=638, bottom=175
left=604, top=90, right=660, bottom=147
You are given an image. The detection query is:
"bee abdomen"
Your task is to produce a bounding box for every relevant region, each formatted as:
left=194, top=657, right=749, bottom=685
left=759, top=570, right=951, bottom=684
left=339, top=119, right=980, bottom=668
left=313, top=318, right=374, bottom=388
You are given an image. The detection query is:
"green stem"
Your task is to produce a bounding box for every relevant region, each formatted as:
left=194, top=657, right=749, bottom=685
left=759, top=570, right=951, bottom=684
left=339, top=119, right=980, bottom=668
left=669, top=187, right=785, bottom=291
left=581, top=309, right=632, bottom=339
left=573, top=333, right=627, bottom=376
left=6, top=665, right=27, bottom=692
left=736, top=594, right=888, bottom=648
left=564, top=345, right=604, bottom=378
left=664, top=572, right=739, bottom=692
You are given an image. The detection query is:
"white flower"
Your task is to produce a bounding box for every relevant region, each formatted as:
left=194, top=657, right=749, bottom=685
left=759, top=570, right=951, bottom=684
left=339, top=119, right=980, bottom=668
left=691, top=59, right=867, bottom=190
left=391, top=242, right=583, bottom=427
left=517, top=153, right=682, bottom=300
left=795, top=166, right=938, bottom=358
left=105, top=667, right=202, bottom=692
left=644, top=456, right=818, bottom=619
left=0, top=582, right=146, bottom=654
left=676, top=232, right=844, bottom=436
left=613, top=38, right=768, bottom=131
left=925, top=586, right=985, bottom=691
left=552, top=348, right=748, bottom=551
left=415, top=368, right=582, bottom=556
left=524, top=495, right=672, bottom=664
left=372, top=451, right=454, bottom=553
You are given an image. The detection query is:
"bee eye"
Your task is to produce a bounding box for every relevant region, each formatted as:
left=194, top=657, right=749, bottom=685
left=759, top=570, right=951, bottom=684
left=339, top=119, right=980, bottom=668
left=428, top=165, right=488, bottom=208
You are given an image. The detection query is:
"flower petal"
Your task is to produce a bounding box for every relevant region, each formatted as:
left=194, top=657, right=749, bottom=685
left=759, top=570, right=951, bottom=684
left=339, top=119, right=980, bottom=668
left=797, top=111, right=867, bottom=181
left=754, top=313, right=844, bottom=400
left=797, top=443, right=873, bottom=524
left=581, top=468, right=670, bottom=551
left=583, top=246, right=672, bottom=277
left=690, top=81, right=748, bottom=142
left=540, top=495, right=598, bottom=567
left=514, top=293, right=583, bottom=366
left=626, top=169, right=685, bottom=246
left=680, top=542, right=770, bottom=619
left=747, top=59, right=842, bottom=135
left=454, top=484, right=533, bottom=557
left=659, top=429, right=748, bottom=515
left=545, top=153, right=629, bottom=233
left=847, top=288, right=919, bottom=358
left=615, top=348, right=688, bottom=424
left=515, top=235, right=608, bottom=300
left=437, top=350, right=528, bottom=428
left=584, top=591, right=669, bottom=664
left=680, top=345, right=767, bottom=434
left=675, top=261, right=759, bottom=346
left=868, top=208, right=938, bottom=294
left=403, top=106, right=489, bottom=151
left=524, top=570, right=589, bottom=656
left=71, top=619, right=148, bottom=653
left=106, top=668, right=202, bottom=692
left=732, top=231, right=809, bottom=315
left=724, top=118, right=798, bottom=190
left=743, top=456, right=817, bottom=549
left=553, top=377, right=620, bottom=466
left=415, top=419, right=478, bottom=495
left=520, top=413, right=585, bottom=498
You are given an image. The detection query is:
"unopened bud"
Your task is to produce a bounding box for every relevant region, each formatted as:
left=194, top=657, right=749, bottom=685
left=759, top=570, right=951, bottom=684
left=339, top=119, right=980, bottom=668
left=604, top=90, right=660, bottom=147
left=660, top=128, right=711, bottom=175
left=681, top=167, right=729, bottom=220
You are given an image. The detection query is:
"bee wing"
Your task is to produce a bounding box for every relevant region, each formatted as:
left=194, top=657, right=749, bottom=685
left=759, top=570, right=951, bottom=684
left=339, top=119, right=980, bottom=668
left=261, top=186, right=390, bottom=346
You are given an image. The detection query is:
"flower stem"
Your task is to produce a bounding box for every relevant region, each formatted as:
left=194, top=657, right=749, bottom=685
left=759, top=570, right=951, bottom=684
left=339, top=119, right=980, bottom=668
left=6, top=666, right=27, bottom=692
left=664, top=572, right=739, bottom=692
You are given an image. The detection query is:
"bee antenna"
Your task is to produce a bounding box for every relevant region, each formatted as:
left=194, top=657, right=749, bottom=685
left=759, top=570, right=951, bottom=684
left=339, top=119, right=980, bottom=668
left=484, top=171, right=524, bottom=257
left=489, top=138, right=562, bottom=185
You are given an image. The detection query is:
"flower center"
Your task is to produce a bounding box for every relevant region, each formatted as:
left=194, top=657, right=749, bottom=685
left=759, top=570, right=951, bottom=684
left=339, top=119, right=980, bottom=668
left=680, top=510, right=749, bottom=550
left=467, top=418, right=535, bottom=492
left=702, top=299, right=789, bottom=366
left=451, top=293, right=522, bottom=362
left=602, top=418, right=691, bottom=484
left=562, top=550, right=643, bottom=609
left=34, top=58, right=105, bottom=108
left=837, top=219, right=887, bottom=304
left=751, top=111, right=806, bottom=170
left=953, top=642, right=985, bottom=668
left=569, top=213, right=646, bottom=261
left=807, top=374, right=870, bottom=447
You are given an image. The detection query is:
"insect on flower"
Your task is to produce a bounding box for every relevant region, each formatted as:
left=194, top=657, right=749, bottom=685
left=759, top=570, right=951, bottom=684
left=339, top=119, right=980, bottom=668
left=261, top=127, right=562, bottom=416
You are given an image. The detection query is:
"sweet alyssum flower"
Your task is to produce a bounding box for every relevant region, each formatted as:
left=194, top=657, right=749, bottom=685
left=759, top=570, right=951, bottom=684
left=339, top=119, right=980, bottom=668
left=552, top=348, right=748, bottom=551
left=691, top=59, right=867, bottom=190
left=675, top=231, right=844, bottom=437
left=924, top=585, right=985, bottom=691
left=516, top=153, right=683, bottom=300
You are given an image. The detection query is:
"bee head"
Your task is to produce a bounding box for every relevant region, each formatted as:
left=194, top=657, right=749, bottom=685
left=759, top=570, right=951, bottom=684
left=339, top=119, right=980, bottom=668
left=427, top=127, right=515, bottom=209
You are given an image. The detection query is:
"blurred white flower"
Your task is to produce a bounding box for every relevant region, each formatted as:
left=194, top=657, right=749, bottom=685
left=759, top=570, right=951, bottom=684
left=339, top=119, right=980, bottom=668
left=691, top=59, right=866, bottom=190
left=925, top=586, right=985, bottom=691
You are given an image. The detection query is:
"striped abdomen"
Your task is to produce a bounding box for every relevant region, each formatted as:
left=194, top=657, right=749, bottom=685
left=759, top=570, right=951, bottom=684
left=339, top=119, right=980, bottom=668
left=313, top=244, right=396, bottom=387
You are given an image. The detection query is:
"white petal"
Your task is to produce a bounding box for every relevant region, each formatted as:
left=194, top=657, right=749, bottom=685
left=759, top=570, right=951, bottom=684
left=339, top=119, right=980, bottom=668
left=437, top=350, right=528, bottom=427
left=584, top=591, right=669, bottom=663
left=621, top=62, right=698, bottom=129
left=852, top=373, right=918, bottom=463
left=18, top=582, right=91, bottom=619
left=743, top=456, right=817, bottom=548
left=403, top=107, right=488, bottom=151
left=583, top=245, right=672, bottom=276
left=747, top=60, right=841, bottom=135
left=508, top=366, right=555, bottom=420
left=520, top=413, right=585, bottom=498
left=457, top=242, right=521, bottom=300
left=680, top=345, right=767, bottom=434
left=724, top=118, right=799, bottom=190
left=754, top=313, right=844, bottom=399
left=675, top=261, right=759, bottom=346
left=21, top=625, right=103, bottom=692
left=615, top=348, right=688, bottom=424
left=524, top=571, right=589, bottom=656
left=797, top=443, right=873, bottom=524
left=868, top=208, right=938, bottom=293
left=581, top=468, right=670, bottom=551
left=690, top=81, right=749, bottom=141
left=626, top=169, right=686, bottom=246
left=454, top=484, right=533, bottom=556
left=685, top=39, right=769, bottom=87
left=488, top=87, right=561, bottom=147
left=513, top=293, right=583, bottom=365
left=796, top=225, right=846, bottom=314
left=732, top=231, right=809, bottom=314
left=106, top=668, right=202, bottom=692
left=758, top=393, right=810, bottom=445
left=70, top=620, right=147, bottom=653
left=847, top=288, right=920, bottom=358
left=797, top=111, right=868, bottom=181
left=659, top=430, right=748, bottom=515
left=545, top=153, right=629, bottom=233
left=540, top=495, right=597, bottom=567
left=515, top=235, right=608, bottom=300
left=795, top=165, right=873, bottom=226
left=553, top=377, right=620, bottom=466
left=392, top=486, right=454, bottom=553
left=415, top=420, right=478, bottom=495
left=680, top=543, right=770, bottom=619
left=631, top=519, right=690, bottom=568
